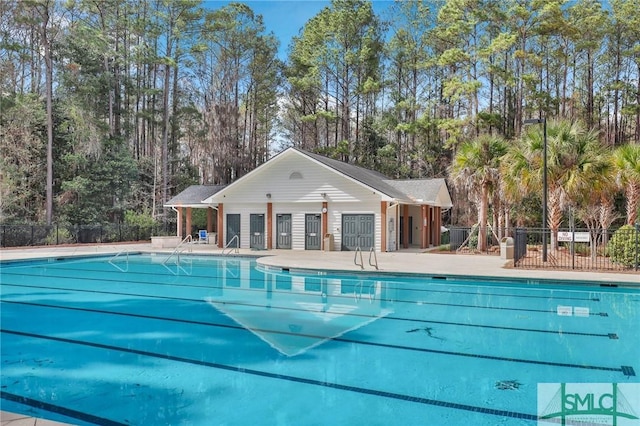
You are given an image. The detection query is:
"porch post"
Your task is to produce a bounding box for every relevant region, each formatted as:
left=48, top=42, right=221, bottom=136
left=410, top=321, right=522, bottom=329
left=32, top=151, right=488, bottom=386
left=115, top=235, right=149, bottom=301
left=186, top=207, right=192, bottom=238
left=421, top=205, right=428, bottom=249
left=267, top=202, right=273, bottom=250
left=217, top=203, right=224, bottom=247
left=403, top=204, right=409, bottom=249
left=381, top=201, right=387, bottom=252
left=176, top=207, right=183, bottom=238
left=207, top=207, right=214, bottom=233
left=434, top=207, right=442, bottom=246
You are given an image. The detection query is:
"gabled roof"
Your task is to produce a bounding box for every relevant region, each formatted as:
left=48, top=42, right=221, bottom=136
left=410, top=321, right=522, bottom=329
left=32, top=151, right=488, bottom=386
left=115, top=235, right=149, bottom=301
left=187, top=147, right=451, bottom=207
left=201, top=147, right=414, bottom=203
left=165, top=185, right=226, bottom=207
left=384, top=178, right=453, bottom=208
left=298, top=149, right=412, bottom=202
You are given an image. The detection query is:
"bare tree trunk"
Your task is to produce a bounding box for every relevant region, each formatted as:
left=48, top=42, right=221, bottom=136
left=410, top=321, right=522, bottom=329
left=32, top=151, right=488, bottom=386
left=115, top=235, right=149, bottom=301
left=586, top=50, right=594, bottom=129
left=478, top=182, right=489, bottom=251
left=613, top=35, right=621, bottom=145
left=636, top=64, right=640, bottom=143
left=161, top=27, right=173, bottom=214
left=36, top=1, right=54, bottom=225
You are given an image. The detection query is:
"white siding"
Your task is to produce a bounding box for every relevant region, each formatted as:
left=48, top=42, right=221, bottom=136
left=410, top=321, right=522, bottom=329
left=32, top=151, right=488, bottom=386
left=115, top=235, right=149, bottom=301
left=223, top=204, right=266, bottom=249
left=273, top=202, right=323, bottom=250
left=221, top=200, right=384, bottom=251
left=387, top=204, right=399, bottom=251
left=330, top=200, right=380, bottom=251
left=216, top=151, right=382, bottom=204
left=217, top=151, right=384, bottom=250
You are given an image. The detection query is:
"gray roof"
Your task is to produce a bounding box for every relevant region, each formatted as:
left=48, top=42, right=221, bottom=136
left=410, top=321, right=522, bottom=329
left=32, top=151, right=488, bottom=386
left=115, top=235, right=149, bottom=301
left=167, top=150, right=451, bottom=208
left=165, top=185, right=226, bottom=207
left=298, top=149, right=413, bottom=202
left=385, top=178, right=452, bottom=207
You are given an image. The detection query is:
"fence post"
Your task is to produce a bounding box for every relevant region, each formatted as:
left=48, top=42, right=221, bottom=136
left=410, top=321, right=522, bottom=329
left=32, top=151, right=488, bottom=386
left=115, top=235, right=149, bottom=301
left=513, top=228, right=527, bottom=265
left=56, top=224, right=59, bottom=245
left=635, top=223, right=639, bottom=271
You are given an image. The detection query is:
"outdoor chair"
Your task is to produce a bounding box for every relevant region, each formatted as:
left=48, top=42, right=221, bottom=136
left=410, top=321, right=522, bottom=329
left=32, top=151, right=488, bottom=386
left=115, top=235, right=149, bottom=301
left=195, top=229, right=209, bottom=244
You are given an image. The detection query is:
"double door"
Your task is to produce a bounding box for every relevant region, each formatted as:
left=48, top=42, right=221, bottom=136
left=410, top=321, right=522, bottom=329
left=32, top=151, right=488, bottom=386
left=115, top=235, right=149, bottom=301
left=341, top=214, right=374, bottom=251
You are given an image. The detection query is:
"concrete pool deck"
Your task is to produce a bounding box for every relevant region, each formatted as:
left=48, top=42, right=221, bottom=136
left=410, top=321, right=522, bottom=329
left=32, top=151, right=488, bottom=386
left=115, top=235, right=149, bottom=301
left=0, top=242, right=638, bottom=424
left=1, top=242, right=638, bottom=285
left=0, top=411, right=69, bottom=426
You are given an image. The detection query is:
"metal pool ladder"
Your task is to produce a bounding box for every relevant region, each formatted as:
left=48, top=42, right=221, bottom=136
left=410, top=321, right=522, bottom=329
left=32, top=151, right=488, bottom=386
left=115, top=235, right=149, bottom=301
left=354, top=246, right=378, bottom=270
left=354, top=246, right=364, bottom=269
left=222, top=235, right=239, bottom=256
left=368, top=247, right=379, bottom=270
left=162, top=235, right=193, bottom=275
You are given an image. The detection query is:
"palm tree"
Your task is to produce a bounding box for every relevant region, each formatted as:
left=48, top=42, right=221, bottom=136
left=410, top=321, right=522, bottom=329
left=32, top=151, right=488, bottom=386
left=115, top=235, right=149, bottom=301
left=449, top=135, right=507, bottom=251
left=503, top=120, right=609, bottom=255
left=575, top=149, right=617, bottom=260
left=612, top=144, right=640, bottom=225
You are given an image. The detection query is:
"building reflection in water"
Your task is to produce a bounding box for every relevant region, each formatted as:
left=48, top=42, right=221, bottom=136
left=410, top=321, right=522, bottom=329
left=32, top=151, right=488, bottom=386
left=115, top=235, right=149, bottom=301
left=205, top=259, right=395, bottom=356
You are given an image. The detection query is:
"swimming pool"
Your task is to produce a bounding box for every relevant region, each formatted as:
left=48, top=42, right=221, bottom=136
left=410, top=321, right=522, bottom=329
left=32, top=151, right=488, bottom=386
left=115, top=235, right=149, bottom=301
left=1, top=254, right=639, bottom=425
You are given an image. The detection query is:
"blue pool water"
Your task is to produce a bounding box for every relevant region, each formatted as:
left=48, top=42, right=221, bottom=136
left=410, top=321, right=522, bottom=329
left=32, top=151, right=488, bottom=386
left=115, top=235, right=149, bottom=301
left=1, top=254, right=639, bottom=425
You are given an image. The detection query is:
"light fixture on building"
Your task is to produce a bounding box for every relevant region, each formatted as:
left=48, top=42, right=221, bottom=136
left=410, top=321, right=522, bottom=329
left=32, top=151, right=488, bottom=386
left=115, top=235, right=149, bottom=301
left=266, top=193, right=271, bottom=199
left=321, top=192, right=327, bottom=198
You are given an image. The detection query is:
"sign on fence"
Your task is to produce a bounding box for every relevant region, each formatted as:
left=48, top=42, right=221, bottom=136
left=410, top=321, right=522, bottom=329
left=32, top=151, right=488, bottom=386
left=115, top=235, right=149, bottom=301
left=557, top=231, right=590, bottom=242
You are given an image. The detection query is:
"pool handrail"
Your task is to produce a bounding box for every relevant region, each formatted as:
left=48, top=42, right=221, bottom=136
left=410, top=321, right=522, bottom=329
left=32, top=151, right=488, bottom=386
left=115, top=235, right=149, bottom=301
left=354, top=246, right=364, bottom=269
left=368, top=247, right=378, bottom=270
left=222, top=235, right=240, bottom=256
left=163, top=235, right=193, bottom=265
left=161, top=235, right=194, bottom=275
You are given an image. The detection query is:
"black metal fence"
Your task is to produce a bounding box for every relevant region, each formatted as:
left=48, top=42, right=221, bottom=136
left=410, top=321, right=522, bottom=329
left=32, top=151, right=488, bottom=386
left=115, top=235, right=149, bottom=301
left=0, top=223, right=175, bottom=248
left=448, top=226, right=505, bottom=255
left=449, top=226, right=640, bottom=272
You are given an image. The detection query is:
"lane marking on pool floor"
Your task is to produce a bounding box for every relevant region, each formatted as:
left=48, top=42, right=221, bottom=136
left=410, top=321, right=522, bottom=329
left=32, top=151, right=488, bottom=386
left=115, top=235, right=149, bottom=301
left=0, top=282, right=611, bottom=318
left=2, top=326, right=635, bottom=378
left=0, top=391, right=125, bottom=426
left=1, top=329, right=540, bottom=422
left=2, top=267, right=605, bottom=303
left=1, top=299, right=619, bottom=342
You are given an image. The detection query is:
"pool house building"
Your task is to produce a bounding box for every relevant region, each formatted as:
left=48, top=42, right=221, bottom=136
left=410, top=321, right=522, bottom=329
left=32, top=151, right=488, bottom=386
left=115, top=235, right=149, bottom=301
left=165, top=147, right=452, bottom=252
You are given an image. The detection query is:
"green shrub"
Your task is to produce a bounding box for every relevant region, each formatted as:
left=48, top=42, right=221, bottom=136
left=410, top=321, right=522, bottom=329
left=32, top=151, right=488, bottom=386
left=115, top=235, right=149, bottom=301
left=574, top=243, right=590, bottom=256
left=607, top=225, right=639, bottom=268
left=469, top=233, right=478, bottom=250
left=44, top=227, right=74, bottom=245
left=124, top=210, right=157, bottom=228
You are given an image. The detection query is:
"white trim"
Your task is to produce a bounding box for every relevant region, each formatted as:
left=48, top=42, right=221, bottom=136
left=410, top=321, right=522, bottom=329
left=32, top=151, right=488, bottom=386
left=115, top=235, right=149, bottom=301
left=203, top=148, right=397, bottom=204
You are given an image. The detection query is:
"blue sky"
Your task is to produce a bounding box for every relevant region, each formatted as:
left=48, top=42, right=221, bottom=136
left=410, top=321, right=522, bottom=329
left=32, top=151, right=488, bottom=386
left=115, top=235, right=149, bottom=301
left=203, top=1, right=394, bottom=60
